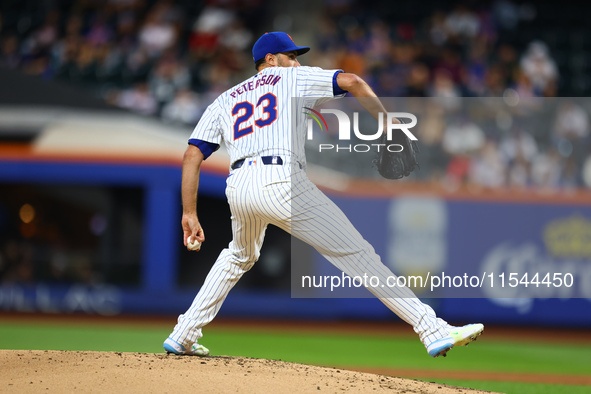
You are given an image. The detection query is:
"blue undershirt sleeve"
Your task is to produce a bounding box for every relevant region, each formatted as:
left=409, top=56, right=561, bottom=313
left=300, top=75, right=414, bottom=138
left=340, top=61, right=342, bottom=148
left=333, top=70, right=348, bottom=96
left=188, top=139, right=220, bottom=160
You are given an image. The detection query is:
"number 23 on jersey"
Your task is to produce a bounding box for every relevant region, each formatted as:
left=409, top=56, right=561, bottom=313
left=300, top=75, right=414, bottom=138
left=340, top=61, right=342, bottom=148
left=231, top=93, right=277, bottom=140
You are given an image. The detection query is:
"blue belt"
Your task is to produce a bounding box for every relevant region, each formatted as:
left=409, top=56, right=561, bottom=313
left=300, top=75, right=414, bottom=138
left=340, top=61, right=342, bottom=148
left=231, top=156, right=284, bottom=170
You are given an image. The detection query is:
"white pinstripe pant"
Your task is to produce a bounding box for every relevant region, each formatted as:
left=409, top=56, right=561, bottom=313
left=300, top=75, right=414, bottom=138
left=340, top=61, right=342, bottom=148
left=170, top=162, right=450, bottom=348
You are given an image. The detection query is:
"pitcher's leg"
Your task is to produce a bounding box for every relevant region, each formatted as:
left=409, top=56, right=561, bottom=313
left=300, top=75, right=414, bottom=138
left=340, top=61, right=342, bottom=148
left=291, top=177, right=450, bottom=346
left=168, top=180, right=269, bottom=349
left=168, top=240, right=263, bottom=347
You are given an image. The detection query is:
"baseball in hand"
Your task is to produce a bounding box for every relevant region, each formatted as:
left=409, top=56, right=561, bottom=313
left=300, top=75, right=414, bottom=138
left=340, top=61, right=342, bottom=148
left=187, top=236, right=201, bottom=250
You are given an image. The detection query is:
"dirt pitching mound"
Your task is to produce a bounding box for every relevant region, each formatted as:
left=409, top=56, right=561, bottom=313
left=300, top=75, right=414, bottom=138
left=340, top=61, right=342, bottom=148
left=1, top=350, right=494, bottom=393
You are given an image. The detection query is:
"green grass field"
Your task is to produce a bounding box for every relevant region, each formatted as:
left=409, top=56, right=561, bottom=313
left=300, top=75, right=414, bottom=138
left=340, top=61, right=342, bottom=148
left=0, top=319, right=589, bottom=394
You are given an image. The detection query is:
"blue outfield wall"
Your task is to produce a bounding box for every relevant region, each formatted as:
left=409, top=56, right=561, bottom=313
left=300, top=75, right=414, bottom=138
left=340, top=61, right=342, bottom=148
left=321, top=194, right=591, bottom=327
left=0, top=159, right=590, bottom=327
left=0, top=160, right=225, bottom=294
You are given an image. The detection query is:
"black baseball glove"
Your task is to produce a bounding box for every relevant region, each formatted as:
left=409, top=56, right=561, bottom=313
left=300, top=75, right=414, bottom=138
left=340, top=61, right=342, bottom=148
left=374, top=120, right=419, bottom=179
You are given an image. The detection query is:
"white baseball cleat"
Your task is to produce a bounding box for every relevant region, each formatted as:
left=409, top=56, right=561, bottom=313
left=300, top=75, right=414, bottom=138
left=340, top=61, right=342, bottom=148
left=427, top=323, right=484, bottom=358
left=163, top=337, right=209, bottom=356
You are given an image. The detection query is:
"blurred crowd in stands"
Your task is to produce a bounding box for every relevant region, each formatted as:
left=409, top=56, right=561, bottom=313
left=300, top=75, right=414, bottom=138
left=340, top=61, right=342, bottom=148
left=0, top=0, right=263, bottom=122
left=311, top=0, right=590, bottom=190
left=1, top=0, right=590, bottom=191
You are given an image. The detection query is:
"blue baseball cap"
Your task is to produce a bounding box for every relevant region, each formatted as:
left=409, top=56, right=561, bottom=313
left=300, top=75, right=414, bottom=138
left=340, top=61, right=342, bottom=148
left=252, top=32, right=310, bottom=63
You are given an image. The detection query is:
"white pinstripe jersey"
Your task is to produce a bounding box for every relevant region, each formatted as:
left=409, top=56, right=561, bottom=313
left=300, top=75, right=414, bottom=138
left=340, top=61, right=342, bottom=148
left=189, top=66, right=343, bottom=166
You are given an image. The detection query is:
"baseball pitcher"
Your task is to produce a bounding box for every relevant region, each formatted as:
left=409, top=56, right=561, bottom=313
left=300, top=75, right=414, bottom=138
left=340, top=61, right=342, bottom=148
left=163, top=32, right=483, bottom=358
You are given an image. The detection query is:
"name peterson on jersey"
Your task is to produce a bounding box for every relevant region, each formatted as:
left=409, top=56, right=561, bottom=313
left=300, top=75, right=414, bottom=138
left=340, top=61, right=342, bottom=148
left=188, top=66, right=345, bottom=167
